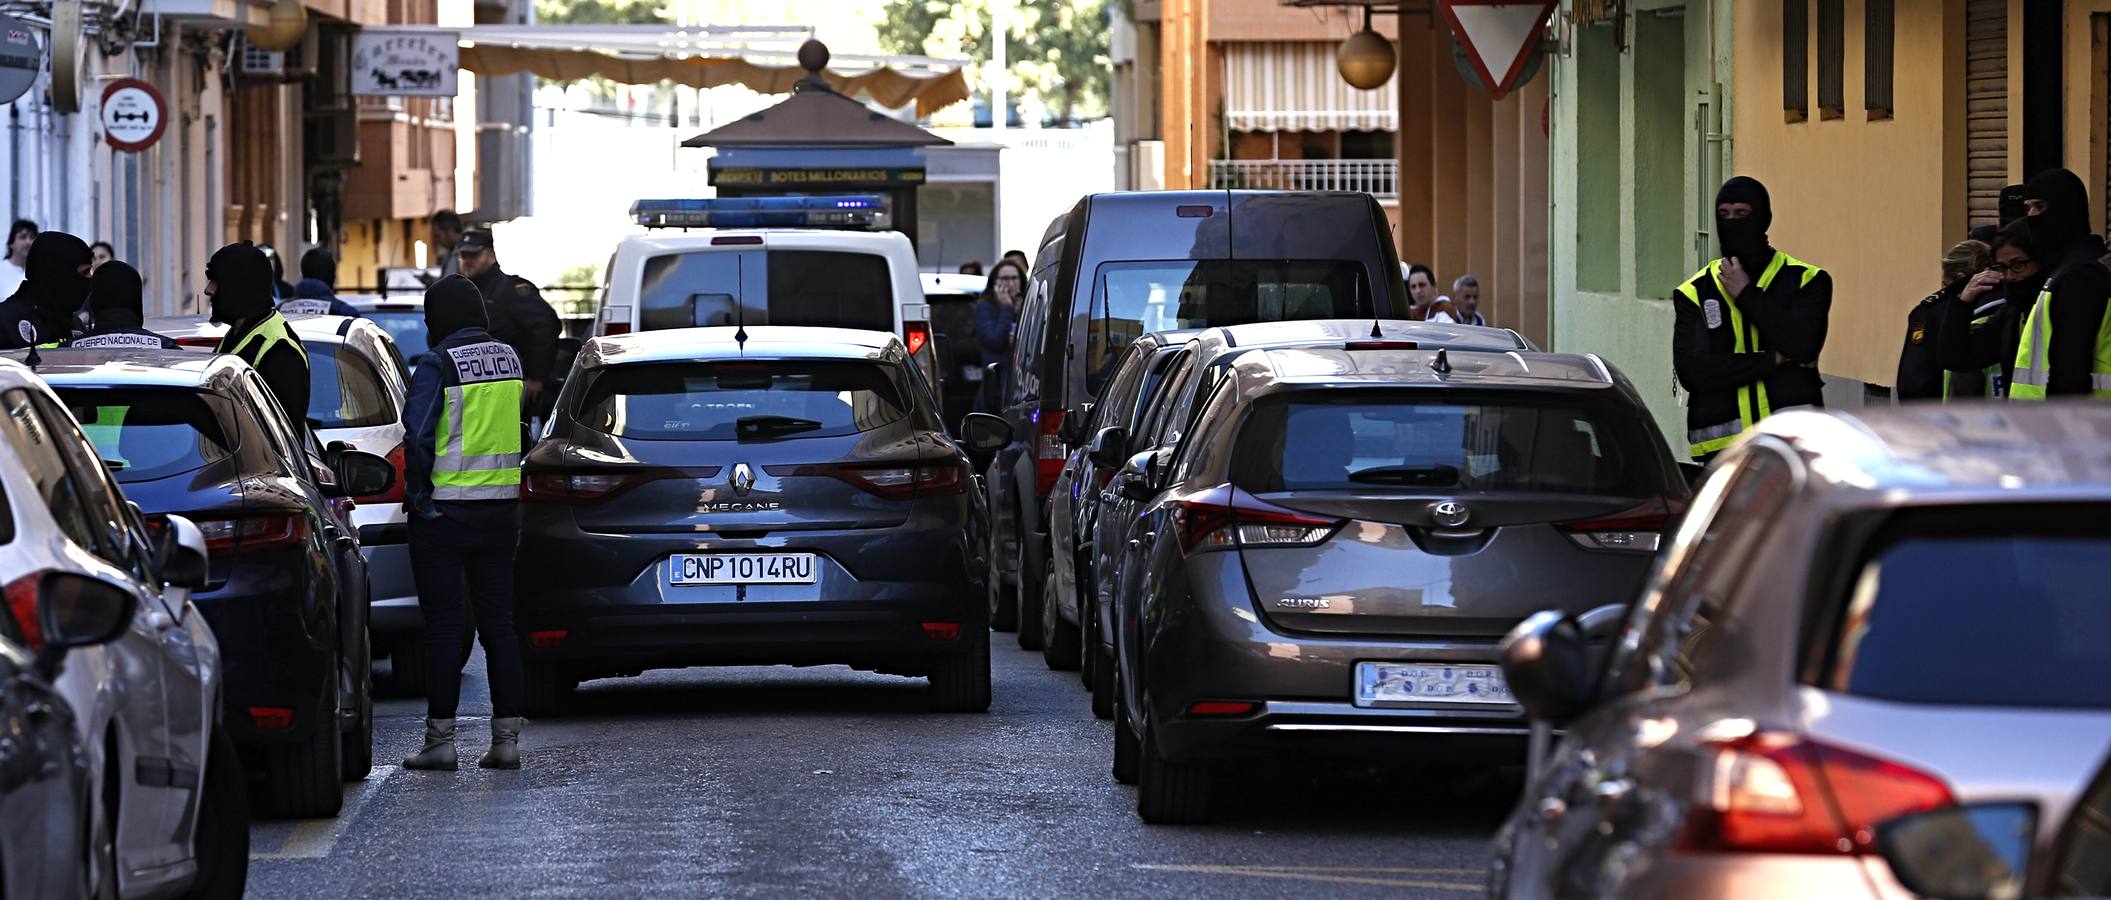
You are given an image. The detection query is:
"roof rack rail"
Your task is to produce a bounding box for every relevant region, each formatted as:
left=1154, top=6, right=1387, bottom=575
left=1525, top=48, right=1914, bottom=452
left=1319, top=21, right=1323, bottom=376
left=629, top=195, right=891, bottom=230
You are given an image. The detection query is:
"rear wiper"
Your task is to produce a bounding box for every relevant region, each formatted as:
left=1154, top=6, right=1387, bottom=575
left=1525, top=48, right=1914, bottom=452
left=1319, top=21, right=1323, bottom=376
left=1347, top=464, right=1459, bottom=487
left=736, top=415, right=823, bottom=441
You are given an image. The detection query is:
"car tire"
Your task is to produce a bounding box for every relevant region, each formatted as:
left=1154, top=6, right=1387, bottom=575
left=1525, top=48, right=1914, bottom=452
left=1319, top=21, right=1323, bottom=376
left=262, top=699, right=344, bottom=819
left=1136, top=722, right=1213, bottom=825
left=341, top=658, right=373, bottom=781
left=988, top=546, right=1019, bottom=633
left=1016, top=560, right=1045, bottom=650
left=928, top=625, right=992, bottom=713
left=385, top=642, right=428, bottom=697
left=183, top=730, right=249, bottom=899
left=1088, top=644, right=1115, bottom=720
left=86, top=736, right=118, bottom=900
left=1040, top=561, right=1081, bottom=671
left=1111, top=677, right=1139, bottom=785
left=523, top=663, right=577, bottom=718
left=1077, top=576, right=1095, bottom=688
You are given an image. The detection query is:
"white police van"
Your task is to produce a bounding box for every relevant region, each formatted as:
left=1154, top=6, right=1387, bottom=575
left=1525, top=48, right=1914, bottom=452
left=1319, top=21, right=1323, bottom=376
left=594, top=195, right=940, bottom=389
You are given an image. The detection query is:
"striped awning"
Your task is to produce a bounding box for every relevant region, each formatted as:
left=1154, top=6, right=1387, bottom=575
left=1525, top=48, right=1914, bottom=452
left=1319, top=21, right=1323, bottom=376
left=1224, top=41, right=1397, bottom=133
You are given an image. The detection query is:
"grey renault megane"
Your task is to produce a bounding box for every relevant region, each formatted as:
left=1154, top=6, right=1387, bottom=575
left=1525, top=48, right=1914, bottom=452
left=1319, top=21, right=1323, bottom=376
left=513, top=327, right=1011, bottom=714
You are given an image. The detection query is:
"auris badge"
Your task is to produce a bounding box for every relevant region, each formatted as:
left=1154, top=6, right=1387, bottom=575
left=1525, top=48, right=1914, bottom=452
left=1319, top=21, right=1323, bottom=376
left=730, top=462, right=755, bottom=495
left=1430, top=500, right=1471, bottom=528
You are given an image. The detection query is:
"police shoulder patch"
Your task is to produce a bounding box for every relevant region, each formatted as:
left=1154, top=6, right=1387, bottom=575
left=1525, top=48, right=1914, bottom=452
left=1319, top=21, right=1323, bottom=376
left=1703, top=298, right=1724, bottom=330
left=16, top=320, right=34, bottom=343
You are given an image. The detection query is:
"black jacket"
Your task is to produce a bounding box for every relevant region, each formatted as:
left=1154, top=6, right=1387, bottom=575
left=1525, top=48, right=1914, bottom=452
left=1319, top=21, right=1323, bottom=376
left=2039, top=235, right=2111, bottom=396
left=221, top=312, right=311, bottom=425
left=1936, top=281, right=2033, bottom=399
left=0, top=294, right=71, bottom=348
left=1897, top=286, right=1955, bottom=401
left=470, top=266, right=559, bottom=386
left=1672, top=251, right=1831, bottom=452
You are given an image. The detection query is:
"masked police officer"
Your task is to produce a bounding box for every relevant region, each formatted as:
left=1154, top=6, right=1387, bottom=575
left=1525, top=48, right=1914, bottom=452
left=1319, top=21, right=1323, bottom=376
left=2007, top=168, right=2111, bottom=399
left=400, top=275, right=528, bottom=771
left=0, top=232, right=91, bottom=349
left=66, top=261, right=178, bottom=349
left=208, top=242, right=310, bottom=424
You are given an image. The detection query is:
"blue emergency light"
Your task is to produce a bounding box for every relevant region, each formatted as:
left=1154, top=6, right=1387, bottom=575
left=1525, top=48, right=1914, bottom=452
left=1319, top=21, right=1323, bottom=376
left=629, top=195, right=891, bottom=230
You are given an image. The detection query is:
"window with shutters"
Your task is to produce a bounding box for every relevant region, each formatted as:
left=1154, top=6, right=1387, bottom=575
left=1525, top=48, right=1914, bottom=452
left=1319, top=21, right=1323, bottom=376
left=1965, top=0, right=2010, bottom=228
left=1784, top=1, right=1809, bottom=122
left=1866, top=0, right=1895, bottom=119
left=1817, top=0, right=1845, bottom=119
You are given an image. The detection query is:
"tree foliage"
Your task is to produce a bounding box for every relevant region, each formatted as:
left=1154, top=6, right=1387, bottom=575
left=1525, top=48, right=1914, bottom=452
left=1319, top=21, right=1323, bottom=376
left=877, top=0, right=1110, bottom=122
left=536, top=0, right=667, bottom=25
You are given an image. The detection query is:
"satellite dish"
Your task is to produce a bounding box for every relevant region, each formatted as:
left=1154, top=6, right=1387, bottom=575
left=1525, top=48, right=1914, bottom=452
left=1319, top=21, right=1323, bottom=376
left=0, top=15, right=42, bottom=106
left=49, top=0, right=84, bottom=114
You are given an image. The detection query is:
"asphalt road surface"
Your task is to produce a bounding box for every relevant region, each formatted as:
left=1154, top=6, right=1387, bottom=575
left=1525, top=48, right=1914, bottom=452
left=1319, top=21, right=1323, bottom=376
left=246, top=638, right=1511, bottom=897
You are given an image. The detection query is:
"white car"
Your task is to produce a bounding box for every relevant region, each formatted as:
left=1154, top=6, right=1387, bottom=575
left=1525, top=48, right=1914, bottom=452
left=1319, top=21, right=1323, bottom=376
left=598, top=201, right=940, bottom=387
left=0, top=357, right=246, bottom=896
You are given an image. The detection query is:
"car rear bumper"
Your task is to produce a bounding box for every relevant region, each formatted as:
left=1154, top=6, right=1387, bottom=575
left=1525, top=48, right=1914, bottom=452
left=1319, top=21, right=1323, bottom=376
left=193, top=556, right=337, bottom=744
left=1154, top=700, right=1530, bottom=762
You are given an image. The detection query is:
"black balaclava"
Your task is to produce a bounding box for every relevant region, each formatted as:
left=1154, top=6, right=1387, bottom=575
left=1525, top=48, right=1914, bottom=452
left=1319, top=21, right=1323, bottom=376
left=2023, top=168, right=2091, bottom=261
left=1997, top=217, right=2048, bottom=306
left=205, top=242, right=274, bottom=325
left=1998, top=183, right=2029, bottom=226
left=1715, top=176, right=1775, bottom=277
left=424, top=274, right=488, bottom=345
left=24, top=232, right=92, bottom=324
left=88, top=261, right=146, bottom=330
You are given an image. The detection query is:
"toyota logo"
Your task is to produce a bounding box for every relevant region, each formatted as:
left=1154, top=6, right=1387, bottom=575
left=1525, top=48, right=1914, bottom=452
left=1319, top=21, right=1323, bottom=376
left=730, top=462, right=755, bottom=495
left=1430, top=500, right=1470, bottom=528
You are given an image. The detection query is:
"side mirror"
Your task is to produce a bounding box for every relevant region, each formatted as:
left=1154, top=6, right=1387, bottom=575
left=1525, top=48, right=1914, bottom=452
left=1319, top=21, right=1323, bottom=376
left=32, top=571, right=138, bottom=678
left=1116, top=449, right=1160, bottom=501
left=1499, top=610, right=1597, bottom=726
left=1877, top=803, right=2035, bottom=900
left=328, top=449, right=396, bottom=499
left=959, top=412, right=1014, bottom=456
left=1059, top=405, right=1092, bottom=446
left=147, top=514, right=210, bottom=591
left=1088, top=426, right=1129, bottom=470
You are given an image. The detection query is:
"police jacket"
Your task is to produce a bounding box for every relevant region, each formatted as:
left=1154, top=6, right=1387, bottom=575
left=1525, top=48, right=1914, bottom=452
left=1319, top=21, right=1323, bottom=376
left=471, top=266, right=559, bottom=386
left=2033, top=235, right=2111, bottom=396
left=1936, top=283, right=2031, bottom=399
left=1672, top=251, right=1832, bottom=457
left=218, top=311, right=310, bottom=425
left=403, top=327, right=524, bottom=519
left=64, top=326, right=178, bottom=350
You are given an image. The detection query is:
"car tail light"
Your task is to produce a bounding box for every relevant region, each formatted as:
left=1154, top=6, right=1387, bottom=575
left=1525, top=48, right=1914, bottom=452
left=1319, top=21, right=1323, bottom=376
left=194, top=514, right=309, bottom=557
left=247, top=707, right=295, bottom=730
left=921, top=622, right=961, bottom=641
left=521, top=468, right=697, bottom=504
left=1174, top=488, right=1343, bottom=553
left=1673, top=731, right=1954, bottom=856
left=4, top=572, right=43, bottom=653
left=528, top=629, right=568, bottom=649
left=602, top=321, right=632, bottom=337
left=769, top=462, right=967, bottom=499
left=355, top=443, right=407, bottom=505
left=904, top=320, right=931, bottom=357
left=175, top=336, right=219, bottom=350
left=1034, top=409, right=1067, bottom=497
left=1186, top=701, right=1257, bottom=716
left=1557, top=496, right=1680, bottom=552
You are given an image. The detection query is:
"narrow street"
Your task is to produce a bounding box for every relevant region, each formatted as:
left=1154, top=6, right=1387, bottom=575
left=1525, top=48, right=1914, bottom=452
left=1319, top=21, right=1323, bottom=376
left=246, top=643, right=1509, bottom=898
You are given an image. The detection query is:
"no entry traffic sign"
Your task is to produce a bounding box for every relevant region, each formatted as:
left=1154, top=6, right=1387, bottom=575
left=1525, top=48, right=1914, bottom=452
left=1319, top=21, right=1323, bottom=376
left=101, top=78, right=167, bottom=153
left=1438, top=1, right=1557, bottom=101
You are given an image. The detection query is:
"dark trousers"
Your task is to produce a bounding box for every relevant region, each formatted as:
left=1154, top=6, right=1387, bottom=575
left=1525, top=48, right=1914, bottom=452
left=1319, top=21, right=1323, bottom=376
left=410, top=503, right=523, bottom=719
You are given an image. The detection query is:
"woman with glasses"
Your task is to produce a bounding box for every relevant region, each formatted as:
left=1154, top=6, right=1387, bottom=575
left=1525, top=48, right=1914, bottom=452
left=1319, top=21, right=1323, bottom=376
left=1937, top=219, right=2045, bottom=399
left=974, top=257, right=1027, bottom=413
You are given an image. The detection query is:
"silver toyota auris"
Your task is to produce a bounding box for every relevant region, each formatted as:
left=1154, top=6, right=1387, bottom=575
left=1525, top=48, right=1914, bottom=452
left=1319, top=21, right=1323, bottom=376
left=513, top=327, right=1010, bottom=714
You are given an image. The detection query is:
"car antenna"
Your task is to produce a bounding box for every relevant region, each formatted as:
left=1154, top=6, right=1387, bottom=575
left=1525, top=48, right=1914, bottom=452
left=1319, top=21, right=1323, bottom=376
left=1369, top=318, right=1383, bottom=339
left=1430, top=348, right=1451, bottom=374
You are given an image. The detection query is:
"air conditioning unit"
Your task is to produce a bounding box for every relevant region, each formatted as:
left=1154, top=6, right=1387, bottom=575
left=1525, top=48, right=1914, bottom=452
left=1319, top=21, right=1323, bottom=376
left=237, top=35, right=284, bottom=78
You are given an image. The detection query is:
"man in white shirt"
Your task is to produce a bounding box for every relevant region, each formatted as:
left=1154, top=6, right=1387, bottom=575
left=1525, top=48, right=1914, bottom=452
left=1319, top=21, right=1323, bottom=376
left=0, top=219, right=36, bottom=299
left=1428, top=274, right=1489, bottom=326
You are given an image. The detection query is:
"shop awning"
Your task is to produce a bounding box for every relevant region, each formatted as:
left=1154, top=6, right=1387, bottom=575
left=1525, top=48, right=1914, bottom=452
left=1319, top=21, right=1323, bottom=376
left=1224, top=41, right=1396, bottom=132
left=372, top=25, right=971, bottom=117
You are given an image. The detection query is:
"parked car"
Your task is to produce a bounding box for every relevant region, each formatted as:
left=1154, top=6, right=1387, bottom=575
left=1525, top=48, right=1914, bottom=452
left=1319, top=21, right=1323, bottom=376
left=1490, top=404, right=2111, bottom=898
left=25, top=348, right=394, bottom=818
left=985, top=190, right=1411, bottom=652
left=920, top=271, right=986, bottom=430
left=0, top=357, right=248, bottom=895
left=1099, top=340, right=1683, bottom=823
left=514, top=326, right=1010, bottom=715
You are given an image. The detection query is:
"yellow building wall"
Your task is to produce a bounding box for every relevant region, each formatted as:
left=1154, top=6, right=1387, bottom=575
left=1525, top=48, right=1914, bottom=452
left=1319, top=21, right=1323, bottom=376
left=1731, top=0, right=1964, bottom=388
left=2064, top=0, right=2111, bottom=236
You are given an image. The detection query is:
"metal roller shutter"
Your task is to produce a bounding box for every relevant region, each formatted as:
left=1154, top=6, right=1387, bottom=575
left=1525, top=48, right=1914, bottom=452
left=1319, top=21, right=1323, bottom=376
left=1965, top=0, right=2008, bottom=229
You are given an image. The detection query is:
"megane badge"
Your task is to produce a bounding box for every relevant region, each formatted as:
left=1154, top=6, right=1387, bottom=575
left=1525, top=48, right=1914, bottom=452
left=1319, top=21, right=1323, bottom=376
left=1431, top=500, right=1470, bottom=528
left=730, top=462, right=755, bottom=495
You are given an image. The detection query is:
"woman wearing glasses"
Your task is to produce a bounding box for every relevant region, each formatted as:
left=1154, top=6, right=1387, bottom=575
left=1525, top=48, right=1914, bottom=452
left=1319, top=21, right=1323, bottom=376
left=1937, top=219, right=2045, bottom=400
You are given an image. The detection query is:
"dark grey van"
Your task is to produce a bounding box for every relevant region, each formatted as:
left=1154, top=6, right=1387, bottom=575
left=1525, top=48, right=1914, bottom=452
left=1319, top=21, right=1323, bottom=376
left=982, top=190, right=1406, bottom=645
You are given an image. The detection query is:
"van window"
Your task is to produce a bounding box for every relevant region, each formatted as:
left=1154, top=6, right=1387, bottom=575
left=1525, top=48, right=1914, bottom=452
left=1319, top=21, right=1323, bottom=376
left=637, top=250, right=894, bottom=332
left=1082, top=260, right=1370, bottom=395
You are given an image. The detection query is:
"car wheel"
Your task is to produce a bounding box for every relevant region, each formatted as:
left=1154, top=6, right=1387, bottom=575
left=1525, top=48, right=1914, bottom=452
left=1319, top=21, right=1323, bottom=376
left=385, top=641, right=428, bottom=697
left=1077, top=577, right=1095, bottom=688
left=1111, top=675, right=1139, bottom=785
left=1040, top=560, right=1081, bottom=670
left=927, top=624, right=992, bottom=713
left=1136, top=720, right=1214, bottom=824
left=85, top=737, right=118, bottom=900
left=523, top=663, right=577, bottom=718
left=988, top=542, right=1018, bottom=633
left=182, top=730, right=249, bottom=899
left=1088, top=643, right=1115, bottom=720
left=1016, top=556, right=1045, bottom=650
left=262, top=697, right=344, bottom=818
left=341, top=656, right=373, bottom=781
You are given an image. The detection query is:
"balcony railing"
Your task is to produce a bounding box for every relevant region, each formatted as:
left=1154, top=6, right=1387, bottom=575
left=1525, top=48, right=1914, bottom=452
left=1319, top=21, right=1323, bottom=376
left=1207, top=159, right=1397, bottom=199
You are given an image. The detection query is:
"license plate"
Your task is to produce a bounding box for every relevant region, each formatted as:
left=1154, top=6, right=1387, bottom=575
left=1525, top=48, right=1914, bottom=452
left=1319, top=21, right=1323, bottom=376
left=1354, top=662, right=1516, bottom=708
left=668, top=553, right=817, bottom=585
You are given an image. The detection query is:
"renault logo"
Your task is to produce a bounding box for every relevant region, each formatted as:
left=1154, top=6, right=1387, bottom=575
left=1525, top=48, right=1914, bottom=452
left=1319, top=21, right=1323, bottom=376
left=730, top=462, right=755, bottom=495
left=1430, top=500, right=1470, bottom=528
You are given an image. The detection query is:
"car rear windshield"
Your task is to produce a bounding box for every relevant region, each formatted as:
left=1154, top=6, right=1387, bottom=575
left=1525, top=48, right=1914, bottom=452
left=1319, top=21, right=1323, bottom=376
left=363, top=309, right=428, bottom=363
left=1230, top=391, right=1661, bottom=497
left=575, top=360, right=909, bottom=441
left=52, top=388, right=238, bottom=484
left=308, top=343, right=395, bottom=428
left=1813, top=505, right=2111, bottom=710
left=638, top=250, right=894, bottom=332
left=1082, top=260, right=1372, bottom=394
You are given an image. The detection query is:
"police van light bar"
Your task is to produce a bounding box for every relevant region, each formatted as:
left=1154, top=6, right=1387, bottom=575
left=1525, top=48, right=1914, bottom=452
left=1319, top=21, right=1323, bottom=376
left=630, top=195, right=891, bottom=230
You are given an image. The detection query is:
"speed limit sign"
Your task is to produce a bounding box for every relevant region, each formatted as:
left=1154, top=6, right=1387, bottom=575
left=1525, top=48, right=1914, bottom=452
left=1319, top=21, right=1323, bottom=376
left=101, top=78, right=166, bottom=153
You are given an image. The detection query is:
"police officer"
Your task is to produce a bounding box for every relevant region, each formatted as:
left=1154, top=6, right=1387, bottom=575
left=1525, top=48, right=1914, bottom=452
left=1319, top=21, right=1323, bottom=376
left=1672, top=176, right=1833, bottom=461
left=2007, top=168, right=2111, bottom=399
left=400, top=275, right=527, bottom=772
left=207, top=242, right=310, bottom=423
left=0, top=232, right=91, bottom=349
left=66, top=261, right=177, bottom=349
left=1939, top=218, right=2044, bottom=399
left=458, top=229, right=559, bottom=423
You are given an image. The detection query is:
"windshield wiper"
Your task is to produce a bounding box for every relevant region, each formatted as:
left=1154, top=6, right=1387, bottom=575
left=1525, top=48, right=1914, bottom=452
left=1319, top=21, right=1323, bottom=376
left=100, top=458, right=127, bottom=471
left=1346, top=464, right=1459, bottom=487
left=736, top=415, right=823, bottom=441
